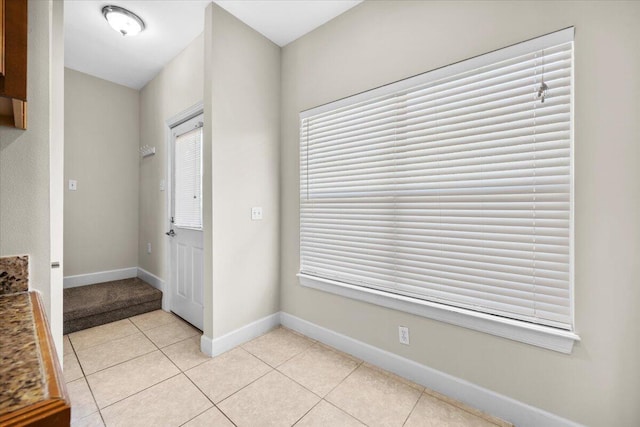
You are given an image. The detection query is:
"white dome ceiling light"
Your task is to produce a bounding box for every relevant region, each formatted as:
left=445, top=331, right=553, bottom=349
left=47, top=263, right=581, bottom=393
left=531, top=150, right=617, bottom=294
left=102, top=5, right=145, bottom=37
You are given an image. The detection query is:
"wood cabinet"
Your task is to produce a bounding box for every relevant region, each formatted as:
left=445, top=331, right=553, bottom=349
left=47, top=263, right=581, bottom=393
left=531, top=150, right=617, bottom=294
left=0, top=0, right=28, bottom=129
left=1, top=0, right=5, bottom=76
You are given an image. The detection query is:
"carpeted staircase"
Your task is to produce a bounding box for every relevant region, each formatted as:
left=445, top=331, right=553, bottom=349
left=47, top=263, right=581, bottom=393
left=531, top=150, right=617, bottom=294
left=63, top=277, right=162, bottom=334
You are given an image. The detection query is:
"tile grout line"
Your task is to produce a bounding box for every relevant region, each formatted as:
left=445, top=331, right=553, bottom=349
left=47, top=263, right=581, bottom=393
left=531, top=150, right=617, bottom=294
left=96, top=372, right=184, bottom=418
left=92, top=313, right=204, bottom=416
left=401, top=390, right=424, bottom=426
left=132, top=312, right=235, bottom=426
left=155, top=332, right=238, bottom=426
left=174, top=373, right=238, bottom=427
left=73, top=312, right=195, bottom=424
left=272, top=340, right=368, bottom=426
left=212, top=328, right=323, bottom=426
left=78, top=336, right=159, bottom=377
left=78, top=345, right=160, bottom=378
left=318, top=361, right=372, bottom=426
left=150, top=311, right=242, bottom=427
left=215, top=362, right=276, bottom=406
left=69, top=312, right=501, bottom=427
left=213, top=336, right=331, bottom=426
left=242, top=331, right=369, bottom=425
left=68, top=318, right=140, bottom=353
left=75, top=313, right=198, bottom=377
left=178, top=329, right=307, bottom=425
left=422, top=390, right=506, bottom=427
left=67, top=335, right=107, bottom=427
left=290, top=398, right=323, bottom=426
left=324, top=354, right=364, bottom=396
left=319, top=357, right=364, bottom=398
left=274, top=349, right=362, bottom=401
left=240, top=331, right=316, bottom=370
left=322, top=398, right=371, bottom=426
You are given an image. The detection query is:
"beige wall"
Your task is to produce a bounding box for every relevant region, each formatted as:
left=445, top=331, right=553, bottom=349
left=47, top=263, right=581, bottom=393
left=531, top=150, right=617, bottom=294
left=0, top=1, right=59, bottom=330
left=139, top=33, right=204, bottom=279
left=280, top=1, right=640, bottom=425
left=203, top=3, right=280, bottom=339
left=64, top=69, right=139, bottom=276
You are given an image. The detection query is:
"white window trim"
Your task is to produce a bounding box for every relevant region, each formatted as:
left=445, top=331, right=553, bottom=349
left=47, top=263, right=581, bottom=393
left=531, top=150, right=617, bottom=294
left=298, top=28, right=580, bottom=353
left=299, top=273, right=579, bottom=353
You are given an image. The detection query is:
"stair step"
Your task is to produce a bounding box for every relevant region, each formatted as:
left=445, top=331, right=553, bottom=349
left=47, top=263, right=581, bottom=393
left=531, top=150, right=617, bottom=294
left=63, top=278, right=162, bottom=334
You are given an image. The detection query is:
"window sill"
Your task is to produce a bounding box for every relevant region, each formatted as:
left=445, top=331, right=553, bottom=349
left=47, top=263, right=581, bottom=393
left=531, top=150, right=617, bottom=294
left=298, top=273, right=580, bottom=354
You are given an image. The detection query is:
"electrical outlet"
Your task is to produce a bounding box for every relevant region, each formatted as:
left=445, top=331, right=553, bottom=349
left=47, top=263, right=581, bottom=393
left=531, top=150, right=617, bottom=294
left=251, top=207, right=263, bottom=220
left=147, top=243, right=152, bottom=254
left=398, top=326, right=410, bottom=345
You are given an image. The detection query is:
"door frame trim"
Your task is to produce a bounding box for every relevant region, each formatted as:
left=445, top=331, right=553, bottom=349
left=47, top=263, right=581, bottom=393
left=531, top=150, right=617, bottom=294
left=164, top=101, right=204, bottom=313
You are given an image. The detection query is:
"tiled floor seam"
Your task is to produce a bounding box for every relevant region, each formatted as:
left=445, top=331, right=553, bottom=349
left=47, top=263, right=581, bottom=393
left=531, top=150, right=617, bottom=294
left=240, top=336, right=313, bottom=369
left=131, top=319, right=176, bottom=333
left=157, top=337, right=210, bottom=372
left=457, top=407, right=502, bottom=427
left=159, top=342, right=231, bottom=426
left=176, top=403, right=238, bottom=427
left=421, top=389, right=504, bottom=426
left=78, top=346, right=160, bottom=378
left=81, top=377, right=106, bottom=426
left=252, top=337, right=362, bottom=402
left=323, top=398, right=370, bottom=426
left=317, top=365, right=371, bottom=426
left=68, top=319, right=140, bottom=352
left=274, top=353, right=363, bottom=400
left=84, top=311, right=170, bottom=425
left=168, top=350, right=218, bottom=410
left=69, top=337, right=107, bottom=427
left=446, top=399, right=501, bottom=426
left=67, top=311, right=508, bottom=427
left=290, top=398, right=324, bottom=426
left=401, top=390, right=424, bottom=426
left=214, top=365, right=275, bottom=406
left=95, top=371, right=184, bottom=413
left=69, top=336, right=88, bottom=378
left=214, top=405, right=238, bottom=427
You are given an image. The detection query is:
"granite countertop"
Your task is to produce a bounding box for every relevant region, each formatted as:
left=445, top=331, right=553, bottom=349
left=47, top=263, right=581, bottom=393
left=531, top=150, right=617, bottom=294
left=0, top=292, right=48, bottom=415
left=0, top=255, right=29, bottom=295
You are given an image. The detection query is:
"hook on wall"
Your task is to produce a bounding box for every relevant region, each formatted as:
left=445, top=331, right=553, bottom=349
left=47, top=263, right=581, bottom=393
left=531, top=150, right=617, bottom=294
left=140, top=145, right=156, bottom=158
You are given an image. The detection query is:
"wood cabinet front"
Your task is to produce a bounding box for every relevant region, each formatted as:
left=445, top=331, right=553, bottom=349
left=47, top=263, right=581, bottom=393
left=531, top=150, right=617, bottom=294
left=0, top=0, right=27, bottom=129
left=1, top=0, right=5, bottom=77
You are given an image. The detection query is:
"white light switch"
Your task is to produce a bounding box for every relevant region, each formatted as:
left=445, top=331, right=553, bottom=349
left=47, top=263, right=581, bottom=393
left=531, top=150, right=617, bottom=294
left=251, top=207, right=263, bottom=220
left=68, top=180, right=77, bottom=191
left=160, top=179, right=165, bottom=192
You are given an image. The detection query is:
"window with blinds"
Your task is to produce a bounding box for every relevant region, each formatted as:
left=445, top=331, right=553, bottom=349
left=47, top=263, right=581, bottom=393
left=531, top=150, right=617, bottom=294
left=174, top=126, right=203, bottom=229
left=299, top=28, right=574, bottom=331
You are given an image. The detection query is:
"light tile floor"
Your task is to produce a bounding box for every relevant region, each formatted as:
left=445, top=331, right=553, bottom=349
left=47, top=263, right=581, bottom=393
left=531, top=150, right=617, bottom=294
left=63, top=310, right=511, bottom=427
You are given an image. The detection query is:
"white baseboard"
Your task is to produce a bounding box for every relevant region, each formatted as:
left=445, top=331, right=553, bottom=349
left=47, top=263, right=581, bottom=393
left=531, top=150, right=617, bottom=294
left=201, top=312, right=281, bottom=358
left=63, top=267, right=138, bottom=288
left=137, top=267, right=167, bottom=311
left=280, top=312, right=582, bottom=427
left=137, top=267, right=164, bottom=290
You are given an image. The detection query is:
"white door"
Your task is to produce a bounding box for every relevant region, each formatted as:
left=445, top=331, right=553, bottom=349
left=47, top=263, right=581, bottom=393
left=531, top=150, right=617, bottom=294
left=168, top=114, right=204, bottom=330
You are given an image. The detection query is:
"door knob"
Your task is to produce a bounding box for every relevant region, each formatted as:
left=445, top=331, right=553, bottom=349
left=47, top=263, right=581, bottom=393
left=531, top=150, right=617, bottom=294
left=165, top=229, right=176, bottom=237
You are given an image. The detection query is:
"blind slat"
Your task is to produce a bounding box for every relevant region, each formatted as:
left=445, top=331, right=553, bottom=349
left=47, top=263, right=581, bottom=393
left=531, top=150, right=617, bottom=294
left=174, top=127, right=203, bottom=229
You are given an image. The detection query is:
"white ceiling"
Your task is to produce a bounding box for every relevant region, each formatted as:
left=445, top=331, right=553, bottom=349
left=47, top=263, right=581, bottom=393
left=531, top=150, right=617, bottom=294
left=64, top=0, right=363, bottom=90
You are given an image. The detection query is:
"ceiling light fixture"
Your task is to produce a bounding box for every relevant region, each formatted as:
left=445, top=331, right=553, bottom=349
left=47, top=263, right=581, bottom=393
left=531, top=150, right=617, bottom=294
left=102, top=5, right=145, bottom=37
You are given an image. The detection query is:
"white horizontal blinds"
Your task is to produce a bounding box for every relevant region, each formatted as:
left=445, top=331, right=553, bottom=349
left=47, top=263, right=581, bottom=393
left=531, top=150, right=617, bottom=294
left=174, top=127, right=203, bottom=229
left=300, top=29, right=573, bottom=329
